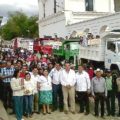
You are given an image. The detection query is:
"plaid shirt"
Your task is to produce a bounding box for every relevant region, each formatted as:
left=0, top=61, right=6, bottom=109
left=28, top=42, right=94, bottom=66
left=1, top=67, right=15, bottom=83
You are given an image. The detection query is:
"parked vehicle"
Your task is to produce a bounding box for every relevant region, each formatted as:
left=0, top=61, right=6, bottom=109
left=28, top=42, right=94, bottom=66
left=79, top=30, right=120, bottom=74
left=53, top=39, right=80, bottom=65
left=12, top=37, right=33, bottom=52
left=33, top=38, right=55, bottom=54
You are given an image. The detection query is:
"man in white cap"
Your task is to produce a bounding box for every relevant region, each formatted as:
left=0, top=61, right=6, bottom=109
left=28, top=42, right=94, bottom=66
left=91, top=68, right=107, bottom=118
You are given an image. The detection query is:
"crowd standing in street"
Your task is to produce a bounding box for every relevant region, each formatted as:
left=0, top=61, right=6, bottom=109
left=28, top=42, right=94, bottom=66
left=0, top=46, right=120, bottom=120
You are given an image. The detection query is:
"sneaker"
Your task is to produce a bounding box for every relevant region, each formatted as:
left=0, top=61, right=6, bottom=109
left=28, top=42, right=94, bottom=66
left=101, top=116, right=105, bottom=119
left=36, top=112, right=40, bottom=114
left=78, top=111, right=84, bottom=114
left=9, top=112, right=14, bottom=115
left=43, top=112, right=46, bottom=115
left=47, top=112, right=51, bottom=114
left=29, top=114, right=33, bottom=118
left=84, top=112, right=89, bottom=115
left=71, top=111, right=76, bottom=114
left=64, top=110, right=68, bottom=114
left=59, top=109, right=63, bottom=112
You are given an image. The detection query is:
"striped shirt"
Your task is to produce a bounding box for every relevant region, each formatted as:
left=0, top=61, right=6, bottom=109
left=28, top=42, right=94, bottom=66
left=1, top=67, right=15, bottom=83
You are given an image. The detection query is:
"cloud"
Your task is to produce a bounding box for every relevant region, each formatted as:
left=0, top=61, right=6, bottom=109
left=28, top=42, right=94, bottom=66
left=0, top=3, right=38, bottom=17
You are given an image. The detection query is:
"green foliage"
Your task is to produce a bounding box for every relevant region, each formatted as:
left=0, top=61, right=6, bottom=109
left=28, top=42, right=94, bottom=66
left=0, top=11, right=39, bottom=40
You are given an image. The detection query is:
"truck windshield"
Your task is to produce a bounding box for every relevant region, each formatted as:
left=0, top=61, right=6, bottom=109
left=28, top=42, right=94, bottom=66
left=70, top=42, right=79, bottom=50
left=42, top=40, right=54, bottom=45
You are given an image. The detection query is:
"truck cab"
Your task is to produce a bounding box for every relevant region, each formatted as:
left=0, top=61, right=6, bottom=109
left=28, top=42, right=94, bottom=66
left=53, top=39, right=80, bottom=64
left=33, top=38, right=55, bottom=54
left=105, top=32, right=120, bottom=71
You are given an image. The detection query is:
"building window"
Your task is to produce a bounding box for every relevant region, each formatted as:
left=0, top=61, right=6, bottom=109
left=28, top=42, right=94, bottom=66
left=85, top=0, right=93, bottom=11
left=114, top=0, right=120, bottom=12
left=54, top=0, right=56, bottom=13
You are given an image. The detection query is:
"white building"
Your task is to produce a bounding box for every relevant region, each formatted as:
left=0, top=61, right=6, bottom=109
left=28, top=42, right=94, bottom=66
left=38, top=0, right=120, bottom=38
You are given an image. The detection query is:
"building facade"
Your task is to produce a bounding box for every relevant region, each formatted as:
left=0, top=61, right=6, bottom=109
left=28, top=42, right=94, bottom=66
left=38, top=0, right=120, bottom=38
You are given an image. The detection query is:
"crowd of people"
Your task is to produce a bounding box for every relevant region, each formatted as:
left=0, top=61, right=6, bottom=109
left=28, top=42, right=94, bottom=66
left=0, top=47, right=120, bottom=120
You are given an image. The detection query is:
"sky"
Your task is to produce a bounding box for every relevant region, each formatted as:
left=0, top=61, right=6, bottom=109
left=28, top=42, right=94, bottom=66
left=0, top=0, right=39, bottom=17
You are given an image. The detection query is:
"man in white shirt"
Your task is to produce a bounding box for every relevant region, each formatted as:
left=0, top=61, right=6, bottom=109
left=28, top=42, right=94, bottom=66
left=60, top=63, right=76, bottom=114
left=30, top=67, right=40, bottom=114
left=49, top=63, right=63, bottom=111
left=75, top=65, right=91, bottom=115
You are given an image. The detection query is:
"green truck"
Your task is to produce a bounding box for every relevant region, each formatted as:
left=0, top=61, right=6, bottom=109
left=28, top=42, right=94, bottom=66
left=53, top=39, right=80, bottom=65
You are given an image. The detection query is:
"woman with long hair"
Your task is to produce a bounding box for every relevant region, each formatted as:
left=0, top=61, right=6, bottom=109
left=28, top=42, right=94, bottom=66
left=10, top=69, right=24, bottom=120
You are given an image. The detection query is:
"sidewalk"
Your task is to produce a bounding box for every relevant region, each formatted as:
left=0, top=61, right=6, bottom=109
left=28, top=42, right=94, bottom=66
left=0, top=100, right=9, bottom=120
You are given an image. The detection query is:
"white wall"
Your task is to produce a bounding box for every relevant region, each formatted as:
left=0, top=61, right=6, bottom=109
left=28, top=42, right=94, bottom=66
left=39, top=20, right=68, bottom=38
left=38, top=0, right=44, bottom=19
left=39, top=13, right=68, bottom=38
left=45, top=0, right=54, bottom=17
left=65, top=0, right=85, bottom=12
left=94, top=0, right=115, bottom=12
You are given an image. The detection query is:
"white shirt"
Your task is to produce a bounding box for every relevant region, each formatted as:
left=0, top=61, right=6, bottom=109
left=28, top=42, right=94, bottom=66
left=60, top=69, right=76, bottom=86
left=38, top=75, right=52, bottom=91
left=75, top=71, right=91, bottom=92
left=49, top=68, right=63, bottom=85
left=24, top=79, right=34, bottom=95
left=30, top=73, right=40, bottom=94
left=10, top=78, right=24, bottom=96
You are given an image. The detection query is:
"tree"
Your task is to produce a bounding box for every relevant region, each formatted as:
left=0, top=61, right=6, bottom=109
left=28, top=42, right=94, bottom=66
left=0, top=11, right=39, bottom=40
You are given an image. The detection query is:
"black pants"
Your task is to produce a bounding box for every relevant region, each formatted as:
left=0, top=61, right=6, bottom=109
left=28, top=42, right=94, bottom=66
left=94, top=93, right=105, bottom=117
left=52, top=84, right=63, bottom=110
left=0, top=81, right=4, bottom=100
left=3, top=83, right=12, bottom=109
left=106, top=90, right=115, bottom=115
left=117, top=92, right=120, bottom=115
left=77, top=91, right=89, bottom=113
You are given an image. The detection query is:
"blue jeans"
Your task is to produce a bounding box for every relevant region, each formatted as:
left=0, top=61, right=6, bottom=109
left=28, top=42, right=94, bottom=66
left=13, top=96, right=23, bottom=120
left=52, top=84, right=63, bottom=110
left=24, top=95, right=33, bottom=115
